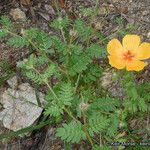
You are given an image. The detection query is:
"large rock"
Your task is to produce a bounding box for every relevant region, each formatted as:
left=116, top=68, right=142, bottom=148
left=0, top=76, right=45, bottom=131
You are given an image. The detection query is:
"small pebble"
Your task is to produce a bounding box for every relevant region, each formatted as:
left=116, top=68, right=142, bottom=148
left=10, top=8, right=26, bottom=21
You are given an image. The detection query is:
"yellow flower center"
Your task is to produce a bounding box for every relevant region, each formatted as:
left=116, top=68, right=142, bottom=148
left=123, top=50, right=135, bottom=61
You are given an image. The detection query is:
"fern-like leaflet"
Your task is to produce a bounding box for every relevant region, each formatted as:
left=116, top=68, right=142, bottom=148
left=58, top=82, right=74, bottom=106
left=88, top=113, right=110, bottom=137
left=87, top=43, right=103, bottom=59
left=106, top=114, right=119, bottom=137
left=83, top=64, right=102, bottom=83
left=45, top=102, right=63, bottom=117
left=74, top=19, right=93, bottom=40
left=89, top=97, right=120, bottom=113
left=69, top=54, right=92, bottom=76
left=45, top=83, right=74, bottom=117
left=42, top=64, right=57, bottom=82
left=7, top=36, right=29, bottom=48
left=56, top=121, right=86, bottom=143
left=25, top=70, right=43, bottom=84
left=0, top=15, right=12, bottom=29
left=50, top=17, right=70, bottom=30
left=0, top=29, right=8, bottom=37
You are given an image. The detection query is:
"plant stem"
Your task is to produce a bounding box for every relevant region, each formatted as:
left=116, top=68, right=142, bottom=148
left=83, top=112, right=86, bottom=125
left=61, top=28, right=66, bottom=43
left=83, top=126, right=94, bottom=147
left=46, top=82, right=79, bottom=122
left=74, top=73, right=81, bottom=92
left=45, top=82, right=58, bottom=99
left=99, top=133, right=102, bottom=147
left=96, top=110, right=112, bottom=115
left=64, top=107, right=79, bottom=122
left=81, top=99, right=94, bottom=148
left=46, top=81, right=79, bottom=122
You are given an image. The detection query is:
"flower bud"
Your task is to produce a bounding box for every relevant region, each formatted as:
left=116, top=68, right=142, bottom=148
left=69, top=30, right=77, bottom=37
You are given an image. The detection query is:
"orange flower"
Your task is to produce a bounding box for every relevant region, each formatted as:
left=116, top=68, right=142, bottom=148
left=107, top=35, right=150, bottom=71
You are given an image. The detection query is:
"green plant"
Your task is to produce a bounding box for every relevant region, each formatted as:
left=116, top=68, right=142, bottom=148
left=115, top=16, right=138, bottom=37
left=0, top=60, right=15, bottom=86
left=0, top=14, right=149, bottom=150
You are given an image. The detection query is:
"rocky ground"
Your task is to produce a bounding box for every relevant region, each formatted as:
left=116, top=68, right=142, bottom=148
left=0, top=0, right=150, bottom=149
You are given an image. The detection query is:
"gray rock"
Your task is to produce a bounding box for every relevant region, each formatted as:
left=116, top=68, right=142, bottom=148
left=101, top=71, right=113, bottom=89
left=45, top=4, right=55, bottom=15
left=0, top=76, right=45, bottom=131
left=7, top=76, right=18, bottom=89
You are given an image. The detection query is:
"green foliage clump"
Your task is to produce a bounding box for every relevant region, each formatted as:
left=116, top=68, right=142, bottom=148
left=115, top=16, right=138, bottom=37
left=45, top=82, right=74, bottom=117
left=0, top=60, right=15, bottom=86
left=88, top=113, right=110, bottom=137
left=120, top=72, right=148, bottom=113
left=74, top=19, right=94, bottom=40
left=7, top=36, right=29, bottom=47
left=0, top=15, right=12, bottom=29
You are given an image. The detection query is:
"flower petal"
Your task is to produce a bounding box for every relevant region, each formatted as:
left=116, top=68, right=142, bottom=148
left=108, top=55, right=125, bottom=69
left=137, top=42, right=150, bottom=60
left=107, top=39, right=124, bottom=56
left=126, top=60, right=147, bottom=71
left=122, top=35, right=140, bottom=52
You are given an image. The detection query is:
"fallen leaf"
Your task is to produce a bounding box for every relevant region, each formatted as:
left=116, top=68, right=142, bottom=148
left=20, top=0, right=31, bottom=5
left=59, top=0, right=66, bottom=8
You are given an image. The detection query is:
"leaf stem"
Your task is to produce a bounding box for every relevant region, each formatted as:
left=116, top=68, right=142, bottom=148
left=46, top=81, right=79, bottom=122
left=83, top=126, right=94, bottom=147
left=74, top=73, right=81, bottom=92
left=60, top=28, right=66, bottom=43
